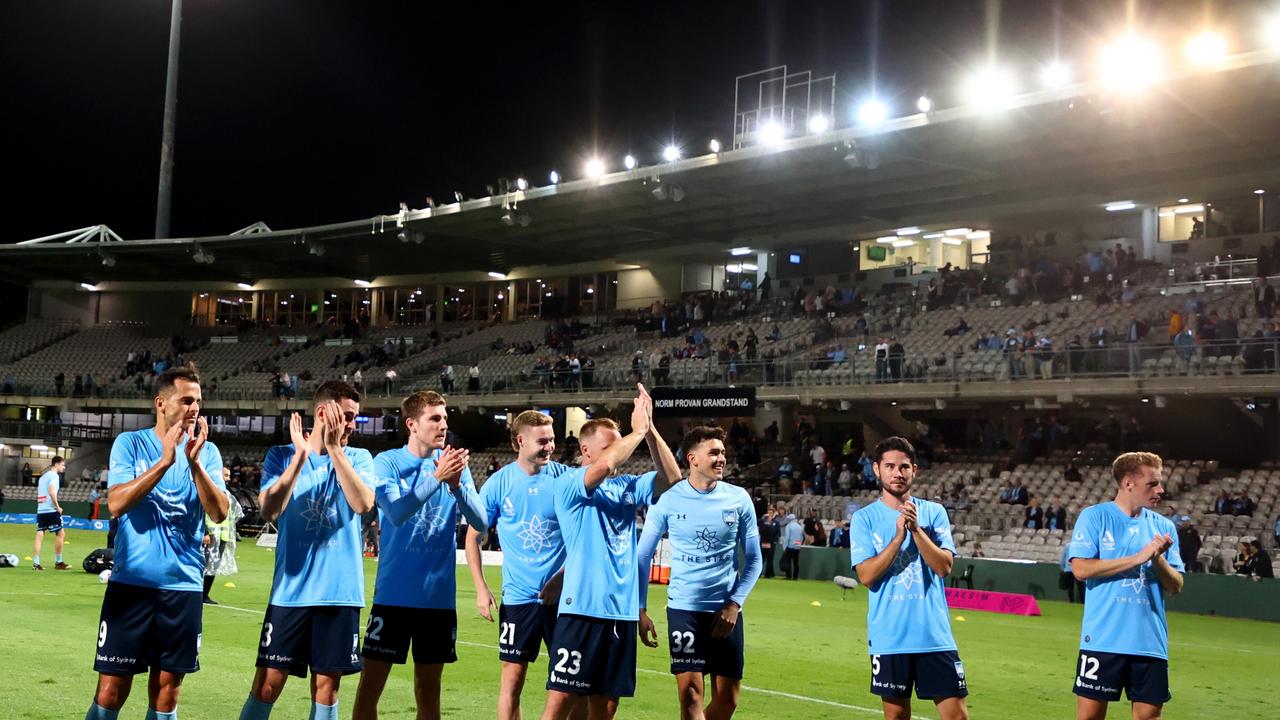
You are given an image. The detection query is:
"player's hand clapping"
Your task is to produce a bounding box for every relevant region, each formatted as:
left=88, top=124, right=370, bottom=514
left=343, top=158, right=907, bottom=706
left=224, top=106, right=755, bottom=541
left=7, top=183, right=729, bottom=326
left=630, top=384, right=652, bottom=435
left=183, top=416, right=209, bottom=465
left=1144, top=533, right=1173, bottom=562
left=318, top=401, right=345, bottom=449
left=638, top=609, right=659, bottom=648
left=896, top=499, right=918, bottom=536
left=432, top=446, right=470, bottom=491
left=288, top=412, right=310, bottom=457
left=160, top=419, right=186, bottom=467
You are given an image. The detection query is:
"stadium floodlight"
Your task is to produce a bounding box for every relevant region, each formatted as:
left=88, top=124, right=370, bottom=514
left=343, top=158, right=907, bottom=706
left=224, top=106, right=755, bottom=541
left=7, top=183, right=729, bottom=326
left=726, top=264, right=742, bottom=273
left=1040, top=61, right=1071, bottom=89
left=962, top=64, right=1017, bottom=110
left=1185, top=31, right=1227, bottom=65
left=741, top=262, right=758, bottom=271
left=896, top=226, right=921, bottom=236
left=708, top=138, right=721, bottom=153
left=1098, top=35, right=1162, bottom=90
left=757, top=119, right=785, bottom=147
left=549, top=170, right=561, bottom=185
left=488, top=271, right=505, bottom=279
left=30, top=444, right=48, bottom=451
left=237, top=282, right=253, bottom=290
left=875, top=236, right=898, bottom=244
left=80, top=283, right=96, bottom=291
left=807, top=113, right=831, bottom=134
left=856, top=99, right=889, bottom=128
left=662, top=145, right=681, bottom=162
left=624, top=154, right=638, bottom=170
left=916, top=95, right=932, bottom=113
left=515, top=177, right=528, bottom=191
left=730, top=247, right=753, bottom=256
left=584, top=158, right=605, bottom=179
left=945, top=227, right=972, bottom=236
left=354, top=279, right=372, bottom=287
left=1105, top=201, right=1137, bottom=212
left=941, top=237, right=964, bottom=246
left=1178, top=197, right=1190, bottom=203
left=1255, top=189, right=1266, bottom=195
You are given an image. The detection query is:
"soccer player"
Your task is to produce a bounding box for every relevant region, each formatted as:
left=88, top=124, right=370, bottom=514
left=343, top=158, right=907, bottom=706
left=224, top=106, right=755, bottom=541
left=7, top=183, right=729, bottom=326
left=636, top=425, right=763, bottom=720
left=849, top=436, right=968, bottom=720
left=465, top=410, right=577, bottom=720
left=540, top=385, right=681, bottom=720
left=239, top=381, right=376, bottom=720
left=352, top=390, right=488, bottom=720
left=86, top=364, right=228, bottom=720
left=33, top=455, right=68, bottom=570
left=1068, top=451, right=1184, bottom=720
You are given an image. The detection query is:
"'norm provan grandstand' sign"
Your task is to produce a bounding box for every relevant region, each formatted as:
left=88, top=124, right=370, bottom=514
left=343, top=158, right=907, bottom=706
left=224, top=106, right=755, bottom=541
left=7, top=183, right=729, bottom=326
left=651, top=386, right=756, bottom=417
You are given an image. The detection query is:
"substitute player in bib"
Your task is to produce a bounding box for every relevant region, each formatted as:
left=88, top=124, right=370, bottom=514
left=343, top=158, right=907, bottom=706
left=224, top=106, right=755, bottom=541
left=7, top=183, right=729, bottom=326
left=1068, top=452, right=1184, bottom=720
left=849, top=436, right=968, bottom=720
left=86, top=364, right=228, bottom=720
left=465, top=410, right=579, bottom=720
left=540, top=384, right=681, bottom=720
left=239, top=381, right=377, bottom=720
left=637, top=425, right=763, bottom=720
left=352, top=390, right=488, bottom=720
left=33, top=455, right=68, bottom=570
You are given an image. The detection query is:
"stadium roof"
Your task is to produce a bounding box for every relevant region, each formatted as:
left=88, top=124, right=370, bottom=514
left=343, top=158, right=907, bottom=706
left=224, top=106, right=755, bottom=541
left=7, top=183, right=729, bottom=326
left=5, top=52, right=1280, bottom=288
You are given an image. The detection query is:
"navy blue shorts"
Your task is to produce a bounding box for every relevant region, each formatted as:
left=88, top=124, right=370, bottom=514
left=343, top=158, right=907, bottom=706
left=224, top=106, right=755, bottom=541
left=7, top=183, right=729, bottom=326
left=869, top=650, right=968, bottom=700
left=360, top=604, right=457, bottom=666
left=499, top=602, right=559, bottom=664
left=94, top=581, right=203, bottom=675
left=36, top=511, right=63, bottom=533
left=255, top=605, right=363, bottom=678
left=667, top=608, right=745, bottom=679
left=545, top=614, right=637, bottom=698
left=1073, top=650, right=1170, bottom=705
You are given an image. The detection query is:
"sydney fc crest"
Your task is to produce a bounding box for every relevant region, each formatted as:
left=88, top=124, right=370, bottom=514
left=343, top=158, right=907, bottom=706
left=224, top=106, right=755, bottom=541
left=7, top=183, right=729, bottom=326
left=723, top=510, right=737, bottom=526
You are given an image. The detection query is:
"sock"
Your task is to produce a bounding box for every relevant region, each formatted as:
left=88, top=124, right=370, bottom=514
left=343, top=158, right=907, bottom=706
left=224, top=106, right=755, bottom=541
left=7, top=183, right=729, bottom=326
left=85, top=704, right=119, bottom=720
left=145, top=709, right=177, bottom=720
left=308, top=700, right=338, bottom=720
left=33, top=555, right=40, bottom=566
left=239, top=695, right=274, bottom=720
left=56, top=553, right=63, bottom=563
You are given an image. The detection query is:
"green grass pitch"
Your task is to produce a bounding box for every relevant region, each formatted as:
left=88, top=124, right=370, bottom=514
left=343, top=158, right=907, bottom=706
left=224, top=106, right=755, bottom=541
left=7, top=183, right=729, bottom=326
left=0, top=525, right=1275, bottom=719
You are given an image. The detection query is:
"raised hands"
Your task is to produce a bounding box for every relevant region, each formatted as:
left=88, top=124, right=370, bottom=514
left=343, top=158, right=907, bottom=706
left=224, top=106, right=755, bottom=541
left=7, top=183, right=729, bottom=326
left=630, top=383, right=652, bottom=435
left=317, top=401, right=346, bottom=449
left=433, top=445, right=470, bottom=491
left=288, top=412, right=310, bottom=457
left=1144, top=533, right=1174, bottom=562
left=896, top=499, right=918, bottom=536
left=160, top=418, right=186, bottom=466
left=183, top=416, right=209, bottom=465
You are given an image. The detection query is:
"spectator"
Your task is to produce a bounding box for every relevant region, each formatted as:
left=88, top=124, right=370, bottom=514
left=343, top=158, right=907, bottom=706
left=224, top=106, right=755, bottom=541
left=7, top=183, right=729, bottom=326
left=781, top=514, right=803, bottom=580
left=874, top=337, right=889, bottom=382
left=777, top=456, right=793, bottom=482
left=998, top=479, right=1017, bottom=504
left=970, top=542, right=986, bottom=558
left=803, top=509, right=820, bottom=541
left=1173, top=327, right=1196, bottom=362
left=809, top=442, right=827, bottom=478
left=1034, top=337, right=1054, bottom=379
left=54, top=371, right=65, bottom=395
left=810, top=518, right=827, bottom=547
left=383, top=368, right=398, bottom=396
left=758, top=508, right=780, bottom=578
left=1011, top=481, right=1029, bottom=505
left=888, top=337, right=905, bottom=381
left=1274, top=514, right=1280, bottom=548
left=1044, top=497, right=1067, bottom=531
left=1255, top=277, right=1275, bottom=320
left=1244, top=539, right=1274, bottom=579
left=1233, top=490, right=1255, bottom=517
left=440, top=364, right=454, bottom=393
left=1067, top=335, right=1086, bottom=374
left=1024, top=497, right=1044, bottom=529
left=837, top=463, right=854, bottom=493
left=857, top=451, right=876, bottom=489
left=828, top=520, right=850, bottom=549
left=1213, top=489, right=1233, bottom=515
left=352, top=368, right=363, bottom=392
left=1176, top=517, right=1201, bottom=573
left=1232, top=541, right=1251, bottom=574
left=21, top=463, right=32, bottom=486
left=765, top=420, right=780, bottom=444
left=468, top=363, right=481, bottom=392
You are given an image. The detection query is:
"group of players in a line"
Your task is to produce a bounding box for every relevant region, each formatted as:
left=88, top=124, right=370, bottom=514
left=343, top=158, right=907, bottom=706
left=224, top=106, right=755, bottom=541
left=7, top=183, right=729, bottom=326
left=80, top=363, right=1185, bottom=720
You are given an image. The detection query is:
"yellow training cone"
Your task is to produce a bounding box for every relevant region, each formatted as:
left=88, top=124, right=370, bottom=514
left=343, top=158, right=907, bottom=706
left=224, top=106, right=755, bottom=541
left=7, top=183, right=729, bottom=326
left=224, top=582, right=237, bottom=588
left=955, top=616, right=967, bottom=622
left=23, top=556, right=32, bottom=561
left=810, top=601, right=822, bottom=607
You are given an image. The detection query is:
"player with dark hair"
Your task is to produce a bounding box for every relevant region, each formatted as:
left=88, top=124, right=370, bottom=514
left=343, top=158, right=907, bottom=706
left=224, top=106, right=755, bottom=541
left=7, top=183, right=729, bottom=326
left=849, top=436, right=968, bottom=720
left=637, top=425, right=763, bottom=719
left=86, top=364, right=228, bottom=720
left=239, top=381, right=376, bottom=720
left=1068, top=451, right=1184, bottom=720
left=33, top=455, right=67, bottom=570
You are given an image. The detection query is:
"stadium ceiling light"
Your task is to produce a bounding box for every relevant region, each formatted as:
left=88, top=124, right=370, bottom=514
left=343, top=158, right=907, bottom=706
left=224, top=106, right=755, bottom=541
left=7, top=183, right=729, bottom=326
left=80, top=282, right=97, bottom=291
left=1178, top=197, right=1190, bottom=203
left=807, top=113, right=831, bottom=134
left=875, top=236, right=898, bottom=244
left=966, top=230, right=990, bottom=240
left=1254, top=189, right=1266, bottom=195
left=662, top=145, right=681, bottom=162
left=623, top=154, right=638, bottom=170
left=708, top=138, right=722, bottom=154
left=725, top=264, right=742, bottom=273
left=1185, top=31, right=1228, bottom=64
left=488, top=271, right=506, bottom=279
left=941, top=237, right=964, bottom=246
left=354, top=279, right=372, bottom=287
left=584, top=158, right=606, bottom=179
left=1173, top=204, right=1204, bottom=213
left=1040, top=60, right=1072, bottom=89
left=945, top=227, right=972, bottom=236
left=515, top=177, right=528, bottom=191
left=923, top=232, right=945, bottom=239
left=890, top=239, right=916, bottom=248
left=730, top=247, right=753, bottom=256
left=962, top=64, right=1017, bottom=110
left=741, top=262, right=758, bottom=271
left=916, top=95, right=932, bottom=113
left=30, top=444, right=48, bottom=451
left=856, top=99, right=889, bottom=128
left=237, top=282, right=253, bottom=290
left=757, top=119, right=785, bottom=147
left=1105, top=201, right=1137, bottom=212
left=549, top=170, right=561, bottom=185
left=1098, top=35, right=1162, bottom=90
left=896, top=226, right=921, bottom=236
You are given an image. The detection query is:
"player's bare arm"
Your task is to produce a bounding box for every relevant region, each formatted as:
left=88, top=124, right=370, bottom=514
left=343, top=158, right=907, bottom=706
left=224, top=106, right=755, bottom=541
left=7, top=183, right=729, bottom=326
left=464, top=525, right=497, bottom=621
left=321, top=401, right=375, bottom=513
left=906, top=502, right=953, bottom=577
left=258, top=412, right=311, bottom=521
left=583, top=390, right=651, bottom=491
left=854, top=516, right=908, bottom=587
left=108, top=421, right=187, bottom=517
left=1071, top=534, right=1170, bottom=582
left=186, top=416, right=228, bottom=522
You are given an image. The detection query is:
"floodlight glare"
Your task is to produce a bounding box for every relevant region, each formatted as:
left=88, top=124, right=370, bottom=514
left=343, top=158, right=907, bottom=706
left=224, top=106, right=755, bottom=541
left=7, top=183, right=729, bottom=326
left=624, top=154, right=638, bottom=170
left=549, top=170, right=561, bottom=185
left=962, top=65, right=1017, bottom=110
left=237, top=282, right=253, bottom=290
left=945, top=227, right=972, bottom=236
left=856, top=99, right=888, bottom=128
left=515, top=177, right=528, bottom=191
left=896, top=226, right=921, bottom=236
left=1255, top=189, right=1266, bottom=195
left=807, top=113, right=831, bottom=134
left=1098, top=36, right=1162, bottom=90
left=80, top=283, right=96, bottom=291
left=1185, top=31, right=1227, bottom=64
left=709, top=138, right=722, bottom=153
left=662, top=145, right=681, bottom=162
left=1040, top=61, right=1071, bottom=89
left=1105, top=201, right=1137, bottom=212
left=584, top=158, right=606, bottom=179
left=758, top=120, right=785, bottom=147
left=741, top=263, right=758, bottom=271
left=730, top=247, right=753, bottom=256
left=354, top=279, right=372, bottom=287
left=916, top=96, right=932, bottom=113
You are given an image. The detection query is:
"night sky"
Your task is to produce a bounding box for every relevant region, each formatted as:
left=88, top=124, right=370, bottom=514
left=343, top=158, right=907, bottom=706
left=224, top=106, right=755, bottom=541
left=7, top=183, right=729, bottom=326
left=0, top=0, right=1258, bottom=320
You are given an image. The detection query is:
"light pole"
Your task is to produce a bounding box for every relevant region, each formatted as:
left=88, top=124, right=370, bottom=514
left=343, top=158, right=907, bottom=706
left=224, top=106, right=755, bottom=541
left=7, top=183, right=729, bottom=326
left=154, top=0, right=182, bottom=239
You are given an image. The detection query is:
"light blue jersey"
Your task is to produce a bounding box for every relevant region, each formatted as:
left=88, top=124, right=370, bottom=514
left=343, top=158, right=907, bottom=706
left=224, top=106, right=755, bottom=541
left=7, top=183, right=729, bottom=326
left=479, top=460, right=573, bottom=605
left=107, top=428, right=224, bottom=591
left=637, top=480, right=761, bottom=612
left=848, top=498, right=957, bottom=655
left=373, top=446, right=486, bottom=609
left=36, top=470, right=60, bottom=513
left=555, top=467, right=657, bottom=620
left=261, top=444, right=377, bottom=607
left=1067, top=502, right=1185, bottom=659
